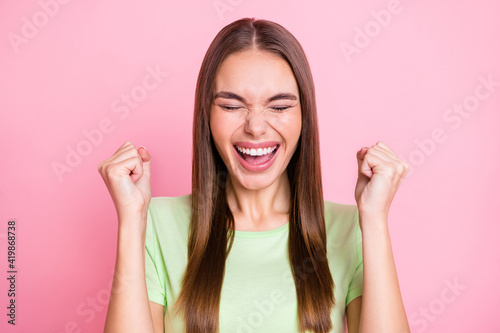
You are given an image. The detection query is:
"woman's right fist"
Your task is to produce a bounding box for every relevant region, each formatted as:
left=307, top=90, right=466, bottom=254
left=98, top=141, right=152, bottom=219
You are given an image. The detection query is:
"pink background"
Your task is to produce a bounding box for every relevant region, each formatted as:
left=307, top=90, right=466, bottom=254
left=1, top=1, right=499, bottom=332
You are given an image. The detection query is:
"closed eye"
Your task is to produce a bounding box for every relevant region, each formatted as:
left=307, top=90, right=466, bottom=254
left=271, top=106, right=292, bottom=112
left=218, top=104, right=293, bottom=112
left=219, top=105, right=243, bottom=111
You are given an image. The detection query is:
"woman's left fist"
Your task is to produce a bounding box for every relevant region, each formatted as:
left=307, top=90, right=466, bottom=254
left=354, top=141, right=409, bottom=219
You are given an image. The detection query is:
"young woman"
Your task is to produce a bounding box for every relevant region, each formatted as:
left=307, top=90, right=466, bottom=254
left=98, top=18, right=410, bottom=333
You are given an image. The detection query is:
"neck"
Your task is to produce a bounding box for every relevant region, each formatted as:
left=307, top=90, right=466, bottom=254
left=226, top=171, right=291, bottom=231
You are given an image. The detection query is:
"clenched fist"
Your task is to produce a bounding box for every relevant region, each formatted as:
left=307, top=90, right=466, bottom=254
left=98, top=141, right=152, bottom=221
left=354, top=141, right=409, bottom=220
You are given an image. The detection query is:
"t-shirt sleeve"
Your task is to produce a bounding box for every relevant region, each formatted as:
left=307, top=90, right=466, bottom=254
left=144, top=202, right=167, bottom=306
left=345, top=207, right=363, bottom=307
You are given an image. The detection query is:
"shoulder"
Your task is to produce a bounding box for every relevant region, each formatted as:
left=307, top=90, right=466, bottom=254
left=323, top=199, right=359, bottom=230
left=323, top=199, right=360, bottom=248
left=147, top=194, right=192, bottom=236
left=149, top=194, right=192, bottom=214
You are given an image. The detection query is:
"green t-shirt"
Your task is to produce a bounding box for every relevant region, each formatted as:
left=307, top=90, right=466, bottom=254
left=145, top=194, right=363, bottom=332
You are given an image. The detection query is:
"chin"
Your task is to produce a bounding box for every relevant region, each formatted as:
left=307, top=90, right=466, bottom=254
left=235, top=173, right=278, bottom=191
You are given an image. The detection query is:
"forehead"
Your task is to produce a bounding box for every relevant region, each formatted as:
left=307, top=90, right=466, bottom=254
left=214, top=49, right=299, bottom=99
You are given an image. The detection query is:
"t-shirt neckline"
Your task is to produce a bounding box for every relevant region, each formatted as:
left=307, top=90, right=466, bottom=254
left=231, top=222, right=289, bottom=238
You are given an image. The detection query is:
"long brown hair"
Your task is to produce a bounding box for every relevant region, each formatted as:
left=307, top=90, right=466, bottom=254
left=174, top=18, right=334, bottom=333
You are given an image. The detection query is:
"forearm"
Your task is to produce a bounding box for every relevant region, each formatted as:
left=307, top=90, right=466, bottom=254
left=358, top=214, right=410, bottom=333
left=104, top=215, right=154, bottom=333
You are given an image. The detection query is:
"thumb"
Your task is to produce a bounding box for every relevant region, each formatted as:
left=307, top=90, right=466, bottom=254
left=138, top=146, right=151, bottom=176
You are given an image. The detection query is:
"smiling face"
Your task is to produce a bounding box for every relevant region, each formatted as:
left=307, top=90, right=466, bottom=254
left=209, top=49, right=302, bottom=190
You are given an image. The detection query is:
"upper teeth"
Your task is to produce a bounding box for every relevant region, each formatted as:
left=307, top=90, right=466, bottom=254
left=237, top=145, right=277, bottom=156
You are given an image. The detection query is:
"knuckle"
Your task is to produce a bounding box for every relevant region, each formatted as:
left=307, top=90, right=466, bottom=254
left=98, top=162, right=107, bottom=172
left=397, top=165, right=405, bottom=174
left=122, top=145, right=134, bottom=152
left=106, top=164, right=119, bottom=175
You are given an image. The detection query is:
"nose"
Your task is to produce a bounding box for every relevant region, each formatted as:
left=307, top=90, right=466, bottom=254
left=244, top=110, right=268, bottom=137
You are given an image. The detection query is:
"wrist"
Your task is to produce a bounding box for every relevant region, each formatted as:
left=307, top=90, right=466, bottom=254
left=357, top=205, right=388, bottom=220
left=116, top=205, right=149, bottom=221
left=117, top=211, right=148, bottom=233
left=358, top=212, right=389, bottom=233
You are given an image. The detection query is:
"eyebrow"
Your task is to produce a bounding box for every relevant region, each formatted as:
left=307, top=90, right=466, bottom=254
left=213, top=91, right=297, bottom=104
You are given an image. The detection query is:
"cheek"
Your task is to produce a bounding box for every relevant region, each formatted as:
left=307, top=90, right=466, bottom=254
left=271, top=113, right=302, bottom=140
left=210, top=111, right=239, bottom=147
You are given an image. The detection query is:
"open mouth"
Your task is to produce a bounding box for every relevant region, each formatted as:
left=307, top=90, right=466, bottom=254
left=234, top=145, right=279, bottom=165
